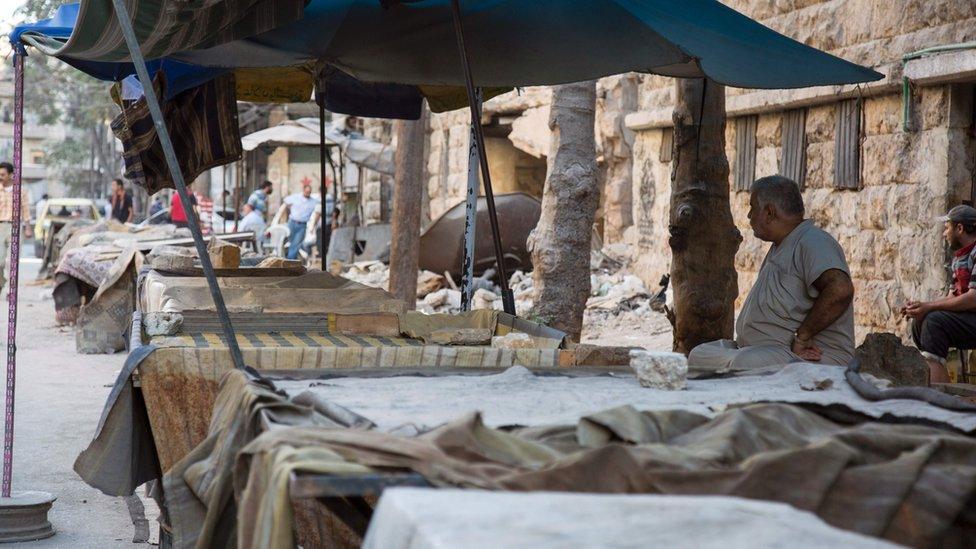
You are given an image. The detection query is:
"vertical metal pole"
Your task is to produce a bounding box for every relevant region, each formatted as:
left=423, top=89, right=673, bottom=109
left=221, top=167, right=227, bottom=232
left=450, top=0, right=515, bottom=315
left=234, top=159, right=243, bottom=233
left=460, top=88, right=482, bottom=311
left=109, top=0, right=248, bottom=373
left=2, top=49, right=25, bottom=498
left=318, top=98, right=327, bottom=262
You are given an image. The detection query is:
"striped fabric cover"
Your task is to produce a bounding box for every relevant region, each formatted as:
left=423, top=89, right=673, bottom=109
left=111, top=72, right=242, bottom=195
left=21, top=0, right=308, bottom=62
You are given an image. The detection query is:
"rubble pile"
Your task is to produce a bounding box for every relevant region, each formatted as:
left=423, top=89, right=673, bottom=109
left=339, top=242, right=672, bottom=344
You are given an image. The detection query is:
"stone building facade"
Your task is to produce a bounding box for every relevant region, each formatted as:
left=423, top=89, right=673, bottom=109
left=395, top=0, right=976, bottom=342
left=627, top=0, right=976, bottom=341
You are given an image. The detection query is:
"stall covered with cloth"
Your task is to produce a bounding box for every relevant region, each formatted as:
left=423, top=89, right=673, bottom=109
left=153, top=367, right=976, bottom=549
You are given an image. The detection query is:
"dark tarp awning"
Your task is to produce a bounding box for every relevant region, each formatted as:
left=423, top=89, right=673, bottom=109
left=17, top=0, right=883, bottom=91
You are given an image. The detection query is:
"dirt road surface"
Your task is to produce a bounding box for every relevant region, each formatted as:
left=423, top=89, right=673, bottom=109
left=4, top=249, right=155, bottom=547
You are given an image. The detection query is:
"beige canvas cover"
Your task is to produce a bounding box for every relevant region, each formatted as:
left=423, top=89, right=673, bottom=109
left=139, top=270, right=406, bottom=315
left=158, top=369, right=976, bottom=549
left=76, top=246, right=144, bottom=353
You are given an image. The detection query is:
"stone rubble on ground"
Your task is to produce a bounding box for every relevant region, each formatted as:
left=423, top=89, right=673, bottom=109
left=339, top=242, right=672, bottom=340
left=491, top=332, right=535, bottom=349
left=629, top=349, right=688, bottom=390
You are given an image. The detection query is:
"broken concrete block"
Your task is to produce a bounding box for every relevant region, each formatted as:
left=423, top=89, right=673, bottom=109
left=855, top=332, right=927, bottom=387
left=256, top=257, right=305, bottom=271
left=422, top=289, right=462, bottom=310
left=417, top=270, right=446, bottom=298
left=147, top=244, right=197, bottom=271
left=492, top=332, right=535, bottom=349
left=208, top=238, right=241, bottom=269
left=629, top=349, right=687, bottom=390
left=429, top=328, right=493, bottom=346
left=473, top=288, right=500, bottom=310
left=570, top=344, right=637, bottom=366
left=143, top=312, right=184, bottom=337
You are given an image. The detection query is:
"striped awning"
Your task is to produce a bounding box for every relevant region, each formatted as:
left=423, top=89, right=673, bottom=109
left=18, top=0, right=307, bottom=62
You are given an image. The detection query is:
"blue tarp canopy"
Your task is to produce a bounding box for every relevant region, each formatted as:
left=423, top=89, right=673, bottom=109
left=10, top=0, right=884, bottom=116
left=169, top=0, right=884, bottom=89
left=16, top=0, right=882, bottom=89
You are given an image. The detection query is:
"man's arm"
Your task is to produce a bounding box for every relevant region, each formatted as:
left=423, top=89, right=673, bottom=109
left=126, top=196, right=134, bottom=223
left=793, top=269, right=854, bottom=360
left=905, top=289, right=976, bottom=319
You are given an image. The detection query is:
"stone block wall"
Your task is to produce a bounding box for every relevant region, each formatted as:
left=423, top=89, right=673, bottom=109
left=630, top=0, right=976, bottom=341
left=633, top=87, right=964, bottom=341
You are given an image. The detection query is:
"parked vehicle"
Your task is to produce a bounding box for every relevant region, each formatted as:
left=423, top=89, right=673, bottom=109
left=33, top=198, right=102, bottom=258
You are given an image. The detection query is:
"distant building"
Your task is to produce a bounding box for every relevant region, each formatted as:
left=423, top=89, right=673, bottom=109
left=0, top=69, right=69, bottom=202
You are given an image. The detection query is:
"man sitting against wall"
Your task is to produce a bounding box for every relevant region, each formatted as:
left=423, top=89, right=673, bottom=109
left=902, top=205, right=976, bottom=384
left=688, top=176, right=856, bottom=375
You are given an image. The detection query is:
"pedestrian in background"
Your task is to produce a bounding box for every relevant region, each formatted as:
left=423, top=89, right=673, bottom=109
left=170, top=186, right=198, bottom=229
left=0, top=162, right=32, bottom=292
left=247, top=180, right=274, bottom=217
left=110, top=178, right=134, bottom=223
left=282, top=184, right=319, bottom=260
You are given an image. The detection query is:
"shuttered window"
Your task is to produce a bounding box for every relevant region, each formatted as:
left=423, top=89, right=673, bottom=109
left=659, top=127, right=674, bottom=162
left=780, top=109, right=807, bottom=188
left=733, top=115, right=758, bottom=191
left=834, top=99, right=862, bottom=189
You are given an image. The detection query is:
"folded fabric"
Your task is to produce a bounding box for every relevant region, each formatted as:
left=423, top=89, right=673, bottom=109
left=111, top=72, right=242, bottom=195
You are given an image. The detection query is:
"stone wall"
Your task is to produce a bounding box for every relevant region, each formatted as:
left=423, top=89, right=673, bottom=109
left=425, top=87, right=552, bottom=221
left=630, top=0, right=976, bottom=341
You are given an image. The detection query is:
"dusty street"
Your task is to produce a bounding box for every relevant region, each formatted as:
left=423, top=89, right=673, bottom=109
left=4, top=247, right=154, bottom=548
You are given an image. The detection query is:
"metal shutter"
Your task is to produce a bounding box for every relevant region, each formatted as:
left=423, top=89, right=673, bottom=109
left=834, top=99, right=861, bottom=189
left=659, top=127, right=674, bottom=163
left=733, top=115, right=757, bottom=191
left=780, top=109, right=807, bottom=188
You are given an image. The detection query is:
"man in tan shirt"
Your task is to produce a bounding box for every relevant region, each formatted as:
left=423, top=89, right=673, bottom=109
left=688, top=176, right=855, bottom=376
left=0, top=162, right=32, bottom=292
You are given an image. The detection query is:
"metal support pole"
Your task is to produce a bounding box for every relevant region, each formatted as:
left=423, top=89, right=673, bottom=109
left=234, top=159, right=243, bottom=233
left=221, top=166, right=228, bottom=231
left=460, top=88, right=482, bottom=311
left=318, top=99, right=327, bottom=262
left=450, top=0, right=515, bottom=315
left=109, top=0, right=249, bottom=374
left=2, top=49, right=26, bottom=498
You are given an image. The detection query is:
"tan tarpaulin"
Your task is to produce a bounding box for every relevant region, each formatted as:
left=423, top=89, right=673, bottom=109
left=76, top=246, right=144, bottom=353
left=163, top=370, right=976, bottom=549
left=139, top=270, right=406, bottom=315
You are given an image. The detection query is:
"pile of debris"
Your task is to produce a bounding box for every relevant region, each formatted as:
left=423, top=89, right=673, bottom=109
left=340, top=242, right=673, bottom=344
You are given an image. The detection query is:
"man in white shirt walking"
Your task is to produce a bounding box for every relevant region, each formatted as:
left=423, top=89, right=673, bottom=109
left=282, top=184, right=320, bottom=260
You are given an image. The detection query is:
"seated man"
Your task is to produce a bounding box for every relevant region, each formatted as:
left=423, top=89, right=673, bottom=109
left=902, top=205, right=976, bottom=384
left=688, top=176, right=855, bottom=375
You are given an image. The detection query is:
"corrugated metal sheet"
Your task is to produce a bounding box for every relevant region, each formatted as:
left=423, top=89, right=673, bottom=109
left=734, top=115, right=758, bottom=191
left=659, top=127, right=674, bottom=163
left=780, top=109, right=807, bottom=188
left=834, top=99, right=861, bottom=189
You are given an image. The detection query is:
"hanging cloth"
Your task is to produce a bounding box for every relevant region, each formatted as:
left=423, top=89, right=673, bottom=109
left=111, top=72, right=242, bottom=195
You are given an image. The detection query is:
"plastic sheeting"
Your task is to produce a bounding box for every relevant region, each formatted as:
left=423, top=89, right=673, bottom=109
left=365, top=489, right=897, bottom=549
left=139, top=269, right=406, bottom=315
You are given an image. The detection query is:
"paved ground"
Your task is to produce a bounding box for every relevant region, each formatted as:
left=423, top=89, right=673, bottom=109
left=4, top=247, right=155, bottom=547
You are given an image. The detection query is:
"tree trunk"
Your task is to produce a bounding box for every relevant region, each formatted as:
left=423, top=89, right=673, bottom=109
left=528, top=81, right=600, bottom=341
left=669, top=78, right=742, bottom=354
left=388, top=107, right=429, bottom=308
